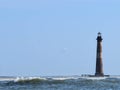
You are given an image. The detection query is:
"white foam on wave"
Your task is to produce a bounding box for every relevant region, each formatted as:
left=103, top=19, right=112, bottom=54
left=80, top=76, right=108, bottom=80
left=13, top=76, right=82, bottom=82
left=0, top=76, right=79, bottom=82
left=51, top=77, right=79, bottom=80
left=14, top=77, right=47, bottom=82
left=0, top=77, right=15, bottom=81
left=0, top=76, right=118, bottom=82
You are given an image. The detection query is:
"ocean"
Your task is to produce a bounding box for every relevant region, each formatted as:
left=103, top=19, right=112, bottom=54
left=0, top=76, right=120, bottom=90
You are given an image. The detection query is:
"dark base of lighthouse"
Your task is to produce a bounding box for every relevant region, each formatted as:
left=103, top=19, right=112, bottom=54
left=95, top=73, right=104, bottom=77
left=81, top=74, right=110, bottom=77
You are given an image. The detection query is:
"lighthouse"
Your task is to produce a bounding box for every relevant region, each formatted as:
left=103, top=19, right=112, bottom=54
left=95, top=32, right=104, bottom=76
left=81, top=32, right=109, bottom=77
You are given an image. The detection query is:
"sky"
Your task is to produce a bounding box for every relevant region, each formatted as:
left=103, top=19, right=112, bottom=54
left=0, top=0, right=120, bottom=76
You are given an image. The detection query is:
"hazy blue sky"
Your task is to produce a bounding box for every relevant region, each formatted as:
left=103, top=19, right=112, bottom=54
left=0, top=0, right=120, bottom=76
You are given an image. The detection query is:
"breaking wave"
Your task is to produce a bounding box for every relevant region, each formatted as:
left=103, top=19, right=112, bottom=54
left=1, top=76, right=120, bottom=90
left=0, top=76, right=120, bottom=85
left=6, top=76, right=79, bottom=85
left=4, top=76, right=120, bottom=85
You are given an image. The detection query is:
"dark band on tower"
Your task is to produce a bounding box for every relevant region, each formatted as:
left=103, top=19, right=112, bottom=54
left=95, top=32, right=104, bottom=76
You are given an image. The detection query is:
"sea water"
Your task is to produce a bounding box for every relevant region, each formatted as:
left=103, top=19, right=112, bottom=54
left=0, top=76, right=120, bottom=90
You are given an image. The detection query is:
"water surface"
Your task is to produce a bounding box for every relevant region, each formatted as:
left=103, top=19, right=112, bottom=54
left=0, top=76, right=120, bottom=90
